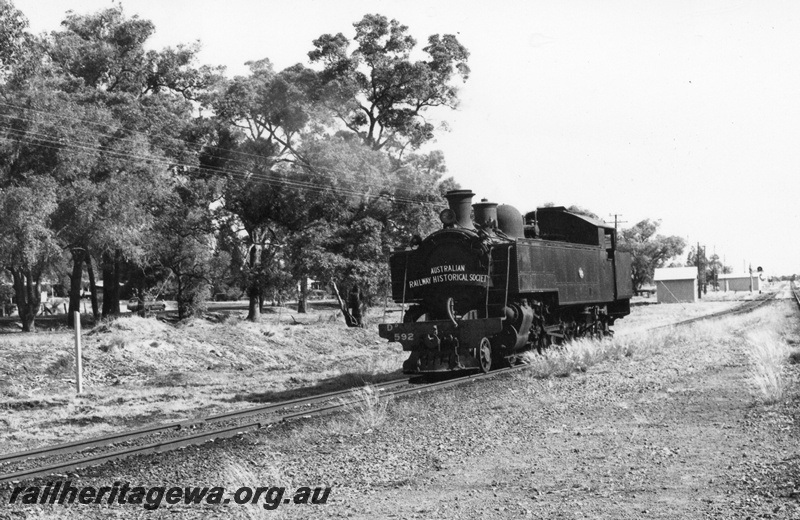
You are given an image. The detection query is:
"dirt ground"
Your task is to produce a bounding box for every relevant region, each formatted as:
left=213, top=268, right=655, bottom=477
left=354, top=300, right=800, bottom=519
left=0, top=303, right=407, bottom=454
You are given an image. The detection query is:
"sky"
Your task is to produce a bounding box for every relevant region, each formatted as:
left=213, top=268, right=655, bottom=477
left=12, top=0, right=800, bottom=275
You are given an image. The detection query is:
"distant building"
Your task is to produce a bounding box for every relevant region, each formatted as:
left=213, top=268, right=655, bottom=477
left=653, top=267, right=699, bottom=304
left=717, top=273, right=760, bottom=292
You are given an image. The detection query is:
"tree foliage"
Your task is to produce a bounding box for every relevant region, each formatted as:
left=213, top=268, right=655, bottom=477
left=686, top=247, right=733, bottom=289
left=0, top=182, right=60, bottom=331
left=617, top=219, right=686, bottom=291
left=309, top=13, right=469, bottom=155
left=206, top=14, right=466, bottom=317
left=0, top=0, right=29, bottom=76
left=0, top=7, right=464, bottom=330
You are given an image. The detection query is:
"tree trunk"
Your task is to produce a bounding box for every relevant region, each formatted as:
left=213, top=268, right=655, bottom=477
left=331, top=281, right=358, bottom=327
left=297, top=277, right=308, bottom=314
left=246, top=282, right=260, bottom=322
left=67, top=249, right=84, bottom=329
left=101, top=250, right=121, bottom=318
left=176, top=272, right=185, bottom=320
left=11, top=268, right=41, bottom=332
left=348, top=284, right=364, bottom=327
left=86, top=254, right=99, bottom=321
left=245, top=244, right=260, bottom=322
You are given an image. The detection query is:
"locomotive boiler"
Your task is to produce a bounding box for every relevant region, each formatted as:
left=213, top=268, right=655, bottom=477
left=378, top=189, right=633, bottom=374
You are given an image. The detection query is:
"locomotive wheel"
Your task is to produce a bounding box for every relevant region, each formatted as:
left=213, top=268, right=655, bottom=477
left=478, top=337, right=492, bottom=373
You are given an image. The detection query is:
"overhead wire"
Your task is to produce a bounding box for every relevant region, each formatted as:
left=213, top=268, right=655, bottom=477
left=0, top=103, right=446, bottom=204
left=0, top=111, right=429, bottom=201
left=0, top=100, right=445, bottom=203
left=0, top=124, right=446, bottom=207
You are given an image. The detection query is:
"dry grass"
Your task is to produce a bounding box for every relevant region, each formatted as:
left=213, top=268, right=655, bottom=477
left=519, top=329, right=683, bottom=379
left=0, top=305, right=408, bottom=454
left=342, top=384, right=392, bottom=431
left=220, top=458, right=292, bottom=519
left=521, top=337, right=634, bottom=378
left=286, top=383, right=393, bottom=445
left=519, top=302, right=798, bottom=408
left=46, top=354, right=74, bottom=376
left=614, top=300, right=741, bottom=337
left=744, top=330, right=790, bottom=404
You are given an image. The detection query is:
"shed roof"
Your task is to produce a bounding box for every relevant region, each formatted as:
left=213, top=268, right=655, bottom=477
left=717, top=273, right=755, bottom=280
left=654, top=267, right=698, bottom=281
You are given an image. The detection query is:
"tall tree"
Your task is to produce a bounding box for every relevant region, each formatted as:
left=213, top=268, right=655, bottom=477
left=283, top=140, right=456, bottom=315
left=309, top=13, right=470, bottom=156
left=41, top=6, right=220, bottom=321
left=0, top=61, right=101, bottom=330
left=0, top=183, right=60, bottom=331
left=617, top=219, right=686, bottom=291
left=207, top=60, right=319, bottom=320
left=150, top=178, right=219, bottom=319
left=206, top=14, right=468, bottom=317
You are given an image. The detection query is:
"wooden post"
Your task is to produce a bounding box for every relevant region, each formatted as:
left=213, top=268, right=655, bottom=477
left=74, top=311, right=83, bottom=395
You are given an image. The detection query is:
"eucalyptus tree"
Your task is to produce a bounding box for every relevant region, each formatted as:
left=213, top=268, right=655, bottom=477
left=41, top=6, right=221, bottom=320
left=308, top=13, right=470, bottom=157
left=618, top=219, right=686, bottom=291
left=0, top=63, right=106, bottom=330
left=0, top=183, right=60, bottom=332
left=207, top=59, right=322, bottom=320
left=148, top=177, right=221, bottom=319
left=205, top=15, right=469, bottom=317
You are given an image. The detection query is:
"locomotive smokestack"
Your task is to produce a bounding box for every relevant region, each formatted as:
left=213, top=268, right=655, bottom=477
left=445, top=190, right=475, bottom=230
left=473, top=198, right=499, bottom=228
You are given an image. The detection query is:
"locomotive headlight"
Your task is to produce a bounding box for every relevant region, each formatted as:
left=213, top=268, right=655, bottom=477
left=439, top=209, right=457, bottom=226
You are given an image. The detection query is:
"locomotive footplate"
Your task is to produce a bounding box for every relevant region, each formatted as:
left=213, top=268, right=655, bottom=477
left=379, top=318, right=504, bottom=373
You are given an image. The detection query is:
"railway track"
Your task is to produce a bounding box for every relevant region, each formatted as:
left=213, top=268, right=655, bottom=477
left=654, top=290, right=777, bottom=330
left=791, top=282, right=800, bottom=311
left=0, top=369, right=518, bottom=484
left=0, top=290, right=781, bottom=485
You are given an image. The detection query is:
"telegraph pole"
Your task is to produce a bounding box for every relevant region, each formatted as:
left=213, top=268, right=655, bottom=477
left=608, top=214, right=627, bottom=233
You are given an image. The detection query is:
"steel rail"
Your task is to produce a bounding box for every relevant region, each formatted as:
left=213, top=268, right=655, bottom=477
left=652, top=290, right=776, bottom=331
left=791, top=282, right=800, bottom=311
left=0, top=369, right=518, bottom=484
left=0, top=377, right=410, bottom=467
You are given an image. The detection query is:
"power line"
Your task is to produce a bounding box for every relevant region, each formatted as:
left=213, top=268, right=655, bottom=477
left=0, top=100, right=439, bottom=199
left=0, top=131, right=445, bottom=208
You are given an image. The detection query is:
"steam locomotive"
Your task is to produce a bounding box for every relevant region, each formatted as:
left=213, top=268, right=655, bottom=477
left=378, top=189, right=633, bottom=373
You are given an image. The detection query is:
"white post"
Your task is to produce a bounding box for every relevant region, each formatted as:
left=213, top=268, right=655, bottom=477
left=74, top=311, right=83, bottom=395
